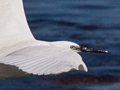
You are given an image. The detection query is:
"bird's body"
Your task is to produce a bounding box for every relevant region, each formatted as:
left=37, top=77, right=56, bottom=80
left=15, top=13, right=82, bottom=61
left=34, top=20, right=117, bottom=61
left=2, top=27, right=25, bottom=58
left=0, top=0, right=108, bottom=79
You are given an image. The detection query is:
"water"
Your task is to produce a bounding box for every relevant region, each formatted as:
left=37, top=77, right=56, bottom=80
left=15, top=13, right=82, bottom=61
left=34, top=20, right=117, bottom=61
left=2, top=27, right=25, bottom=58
left=1, top=0, right=120, bottom=89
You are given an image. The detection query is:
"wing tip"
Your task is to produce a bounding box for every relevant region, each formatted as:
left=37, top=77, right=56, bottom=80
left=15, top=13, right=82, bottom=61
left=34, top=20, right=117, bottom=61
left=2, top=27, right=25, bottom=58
left=78, top=64, right=88, bottom=72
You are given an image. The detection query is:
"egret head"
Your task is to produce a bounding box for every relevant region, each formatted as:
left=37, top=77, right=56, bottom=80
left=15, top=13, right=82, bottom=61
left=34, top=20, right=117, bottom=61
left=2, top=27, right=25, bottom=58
left=70, top=45, right=109, bottom=53
left=51, top=41, right=109, bottom=54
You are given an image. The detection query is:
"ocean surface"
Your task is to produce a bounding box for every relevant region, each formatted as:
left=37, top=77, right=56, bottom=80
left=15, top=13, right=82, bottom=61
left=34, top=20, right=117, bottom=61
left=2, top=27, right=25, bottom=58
left=1, top=0, right=120, bottom=89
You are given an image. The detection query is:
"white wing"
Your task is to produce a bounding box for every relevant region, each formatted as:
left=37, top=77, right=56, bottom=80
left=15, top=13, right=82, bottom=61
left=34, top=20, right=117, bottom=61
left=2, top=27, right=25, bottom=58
left=0, top=46, right=87, bottom=75
left=0, top=0, right=35, bottom=49
left=0, top=0, right=87, bottom=75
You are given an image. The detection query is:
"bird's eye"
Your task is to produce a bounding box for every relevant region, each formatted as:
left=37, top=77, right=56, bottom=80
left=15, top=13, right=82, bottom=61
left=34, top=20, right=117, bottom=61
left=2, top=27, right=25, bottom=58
left=70, top=46, right=77, bottom=50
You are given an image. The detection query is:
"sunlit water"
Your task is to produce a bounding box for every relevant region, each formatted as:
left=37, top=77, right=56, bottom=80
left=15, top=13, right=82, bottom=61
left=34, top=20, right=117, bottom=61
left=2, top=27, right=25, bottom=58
left=0, top=0, right=120, bottom=89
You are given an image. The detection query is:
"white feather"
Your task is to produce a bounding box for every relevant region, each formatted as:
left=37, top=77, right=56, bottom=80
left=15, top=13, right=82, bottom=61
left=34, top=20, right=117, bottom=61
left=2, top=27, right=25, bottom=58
left=0, top=46, right=87, bottom=75
left=0, top=0, right=87, bottom=76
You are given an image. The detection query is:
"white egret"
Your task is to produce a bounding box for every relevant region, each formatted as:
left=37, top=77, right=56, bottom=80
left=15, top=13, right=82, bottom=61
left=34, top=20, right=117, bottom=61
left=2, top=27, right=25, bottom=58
left=0, top=0, right=108, bottom=78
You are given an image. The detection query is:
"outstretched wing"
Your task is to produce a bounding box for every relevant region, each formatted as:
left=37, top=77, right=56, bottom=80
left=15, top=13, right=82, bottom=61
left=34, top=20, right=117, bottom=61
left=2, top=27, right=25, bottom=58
left=0, top=46, right=87, bottom=75
left=0, top=0, right=35, bottom=48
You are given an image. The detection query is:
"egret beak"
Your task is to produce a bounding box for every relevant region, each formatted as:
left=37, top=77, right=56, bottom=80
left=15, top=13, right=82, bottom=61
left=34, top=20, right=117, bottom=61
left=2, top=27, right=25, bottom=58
left=79, top=46, right=109, bottom=54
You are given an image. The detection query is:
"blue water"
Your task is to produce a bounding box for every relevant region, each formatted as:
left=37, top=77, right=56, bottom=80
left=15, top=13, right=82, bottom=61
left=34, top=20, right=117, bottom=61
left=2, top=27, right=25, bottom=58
left=1, top=0, right=120, bottom=89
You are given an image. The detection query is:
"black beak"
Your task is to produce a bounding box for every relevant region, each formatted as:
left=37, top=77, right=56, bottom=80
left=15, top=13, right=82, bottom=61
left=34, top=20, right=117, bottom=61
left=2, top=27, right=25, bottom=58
left=79, top=46, right=109, bottom=54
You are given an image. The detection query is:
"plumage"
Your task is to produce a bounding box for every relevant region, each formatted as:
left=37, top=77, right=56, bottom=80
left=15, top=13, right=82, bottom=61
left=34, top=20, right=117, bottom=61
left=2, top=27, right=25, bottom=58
left=0, top=46, right=87, bottom=75
left=0, top=0, right=88, bottom=78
